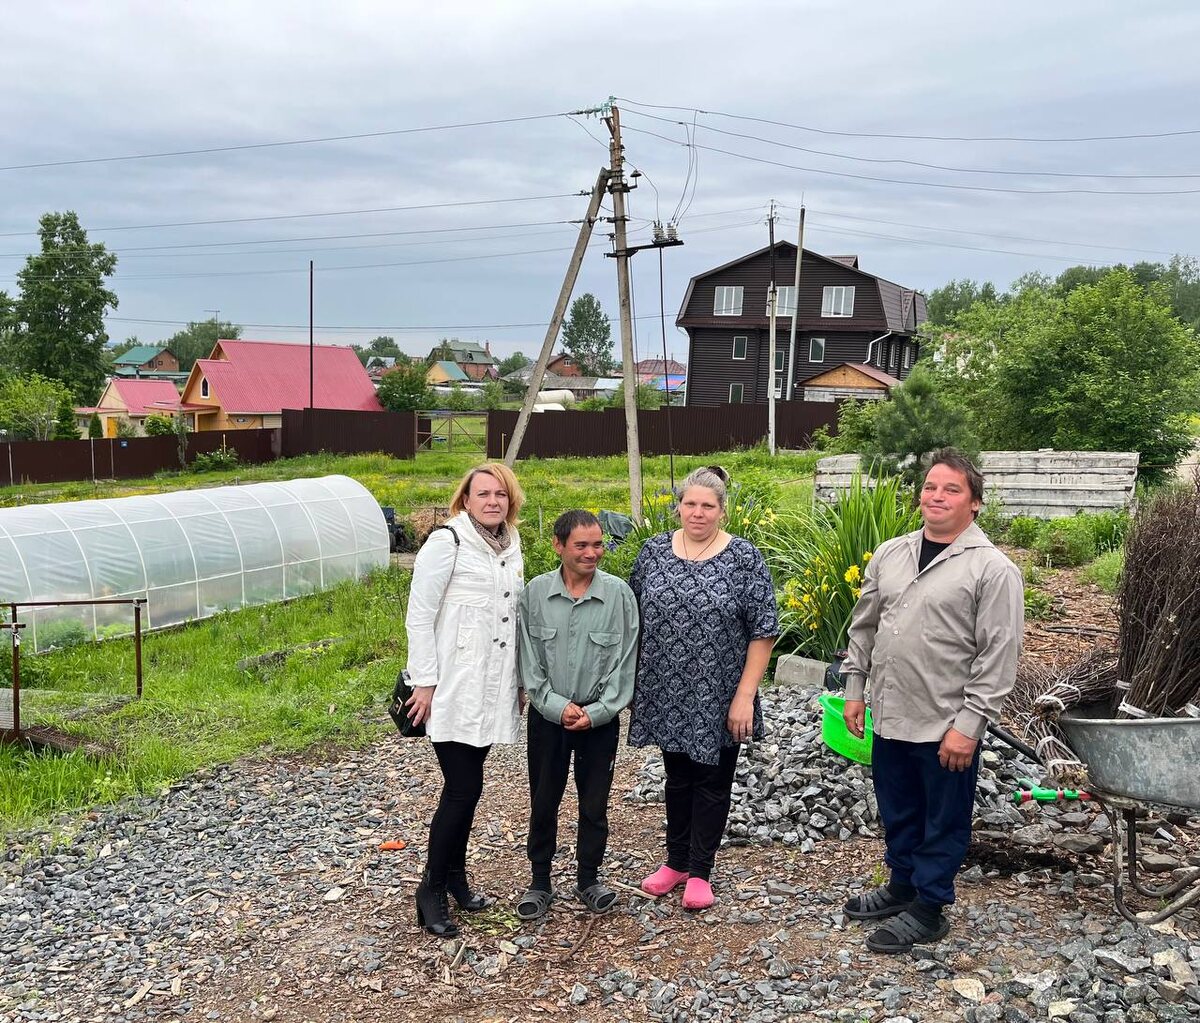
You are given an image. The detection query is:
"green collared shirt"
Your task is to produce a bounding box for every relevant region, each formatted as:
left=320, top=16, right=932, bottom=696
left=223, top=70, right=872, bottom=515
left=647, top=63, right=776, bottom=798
left=517, top=567, right=639, bottom=728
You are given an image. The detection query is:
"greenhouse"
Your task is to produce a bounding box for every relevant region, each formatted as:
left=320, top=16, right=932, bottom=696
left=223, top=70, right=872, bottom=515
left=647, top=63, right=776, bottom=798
left=0, top=475, right=389, bottom=652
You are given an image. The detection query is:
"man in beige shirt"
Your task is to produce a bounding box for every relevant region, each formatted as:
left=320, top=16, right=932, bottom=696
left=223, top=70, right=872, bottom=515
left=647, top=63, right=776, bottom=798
left=840, top=449, right=1023, bottom=954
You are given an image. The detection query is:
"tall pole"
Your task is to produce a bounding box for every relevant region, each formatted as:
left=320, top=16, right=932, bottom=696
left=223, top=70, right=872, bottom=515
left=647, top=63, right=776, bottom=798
left=504, top=168, right=609, bottom=466
left=606, top=105, right=644, bottom=522
left=658, top=246, right=675, bottom=492
left=767, top=201, right=778, bottom=456
left=308, top=260, right=315, bottom=409
left=786, top=206, right=806, bottom=401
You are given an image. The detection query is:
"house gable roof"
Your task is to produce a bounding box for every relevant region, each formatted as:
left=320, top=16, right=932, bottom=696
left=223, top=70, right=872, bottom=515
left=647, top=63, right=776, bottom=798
left=183, top=339, right=382, bottom=414
left=675, top=242, right=926, bottom=334
left=430, top=360, right=469, bottom=381
left=802, top=362, right=902, bottom=390
left=107, top=378, right=183, bottom=415
left=431, top=340, right=496, bottom=365
left=114, top=345, right=171, bottom=366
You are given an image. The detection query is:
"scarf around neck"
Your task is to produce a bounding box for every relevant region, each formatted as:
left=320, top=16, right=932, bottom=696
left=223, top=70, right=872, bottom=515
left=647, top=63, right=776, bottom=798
left=468, top=514, right=510, bottom=554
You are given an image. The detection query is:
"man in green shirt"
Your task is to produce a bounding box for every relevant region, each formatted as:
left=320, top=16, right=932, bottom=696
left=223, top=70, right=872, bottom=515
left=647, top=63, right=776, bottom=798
left=515, top=510, right=639, bottom=920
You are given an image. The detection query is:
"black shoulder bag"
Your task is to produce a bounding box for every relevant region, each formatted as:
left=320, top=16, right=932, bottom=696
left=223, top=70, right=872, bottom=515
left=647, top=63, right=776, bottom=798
left=388, top=525, right=459, bottom=738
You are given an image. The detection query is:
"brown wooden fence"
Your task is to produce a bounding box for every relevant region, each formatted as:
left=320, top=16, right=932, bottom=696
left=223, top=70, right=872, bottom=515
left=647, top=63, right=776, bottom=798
left=486, top=402, right=838, bottom=460
left=0, top=429, right=279, bottom=486
left=281, top=408, right=416, bottom=460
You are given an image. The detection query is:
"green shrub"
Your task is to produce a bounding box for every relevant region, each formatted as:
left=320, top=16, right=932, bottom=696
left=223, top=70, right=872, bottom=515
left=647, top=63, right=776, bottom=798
left=142, top=413, right=176, bottom=437
left=1083, top=510, right=1130, bottom=552
left=974, top=488, right=1008, bottom=542
left=1023, top=586, right=1054, bottom=620
left=1034, top=517, right=1097, bottom=567
left=757, top=474, right=922, bottom=660
left=191, top=448, right=240, bottom=473
left=1079, top=549, right=1123, bottom=595
left=575, top=397, right=608, bottom=412
left=1006, top=517, right=1043, bottom=549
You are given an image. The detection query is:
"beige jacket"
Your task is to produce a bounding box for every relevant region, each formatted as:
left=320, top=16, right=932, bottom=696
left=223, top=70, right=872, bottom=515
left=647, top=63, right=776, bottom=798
left=841, top=522, right=1023, bottom=743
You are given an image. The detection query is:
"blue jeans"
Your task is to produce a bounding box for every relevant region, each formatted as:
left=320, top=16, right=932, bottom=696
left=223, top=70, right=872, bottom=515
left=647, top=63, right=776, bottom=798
left=871, top=735, right=979, bottom=907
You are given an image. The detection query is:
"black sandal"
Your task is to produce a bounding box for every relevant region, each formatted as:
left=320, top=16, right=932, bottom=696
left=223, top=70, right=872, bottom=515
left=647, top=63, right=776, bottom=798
left=575, top=882, right=618, bottom=914
left=844, top=885, right=911, bottom=920
left=516, top=888, right=554, bottom=921
left=865, top=910, right=950, bottom=954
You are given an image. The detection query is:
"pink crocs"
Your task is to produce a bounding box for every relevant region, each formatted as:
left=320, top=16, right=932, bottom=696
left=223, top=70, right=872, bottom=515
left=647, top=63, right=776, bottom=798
left=640, top=865, right=689, bottom=897
left=681, top=877, right=714, bottom=911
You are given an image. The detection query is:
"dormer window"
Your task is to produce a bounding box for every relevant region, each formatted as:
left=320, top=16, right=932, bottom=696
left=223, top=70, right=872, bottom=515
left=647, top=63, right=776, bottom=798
left=201, top=378, right=210, bottom=399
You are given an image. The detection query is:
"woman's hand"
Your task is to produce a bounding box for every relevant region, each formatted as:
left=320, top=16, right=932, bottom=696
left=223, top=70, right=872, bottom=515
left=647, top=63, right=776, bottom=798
left=405, top=685, right=435, bottom=726
left=727, top=693, right=755, bottom=742
left=517, top=689, right=527, bottom=716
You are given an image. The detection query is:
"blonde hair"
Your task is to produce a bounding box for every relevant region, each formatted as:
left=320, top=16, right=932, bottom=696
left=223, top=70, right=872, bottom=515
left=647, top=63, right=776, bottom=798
left=450, top=462, right=524, bottom=526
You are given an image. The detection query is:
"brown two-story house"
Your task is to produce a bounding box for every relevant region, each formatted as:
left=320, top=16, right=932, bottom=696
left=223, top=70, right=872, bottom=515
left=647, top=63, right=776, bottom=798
left=677, top=243, right=926, bottom=406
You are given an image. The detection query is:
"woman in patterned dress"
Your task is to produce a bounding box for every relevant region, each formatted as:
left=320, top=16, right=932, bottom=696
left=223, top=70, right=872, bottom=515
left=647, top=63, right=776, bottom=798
left=628, top=466, right=778, bottom=910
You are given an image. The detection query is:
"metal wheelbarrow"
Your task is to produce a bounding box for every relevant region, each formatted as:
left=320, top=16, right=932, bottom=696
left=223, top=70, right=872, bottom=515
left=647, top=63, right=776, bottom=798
left=1059, top=704, right=1200, bottom=925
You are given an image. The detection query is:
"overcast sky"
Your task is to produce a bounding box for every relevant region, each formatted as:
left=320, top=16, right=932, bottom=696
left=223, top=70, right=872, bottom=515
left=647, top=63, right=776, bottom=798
left=4, top=1, right=1199, bottom=363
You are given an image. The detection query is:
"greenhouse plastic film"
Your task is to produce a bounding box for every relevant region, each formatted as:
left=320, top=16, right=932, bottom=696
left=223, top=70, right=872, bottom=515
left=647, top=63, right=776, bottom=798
left=0, top=475, right=388, bottom=651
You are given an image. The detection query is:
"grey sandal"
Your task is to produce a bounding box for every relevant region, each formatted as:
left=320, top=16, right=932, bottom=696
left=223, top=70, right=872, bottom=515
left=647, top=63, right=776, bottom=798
left=575, top=882, right=618, bottom=914
left=865, top=910, right=950, bottom=954
left=844, top=885, right=910, bottom=920
left=516, top=888, right=554, bottom=921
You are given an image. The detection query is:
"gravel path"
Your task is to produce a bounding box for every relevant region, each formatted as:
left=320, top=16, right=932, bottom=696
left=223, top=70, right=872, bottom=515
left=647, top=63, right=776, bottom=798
left=3, top=684, right=1199, bottom=1023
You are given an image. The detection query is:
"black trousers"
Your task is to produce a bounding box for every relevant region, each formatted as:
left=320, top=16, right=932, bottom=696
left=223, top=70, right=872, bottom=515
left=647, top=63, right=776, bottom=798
left=663, top=745, right=740, bottom=881
left=526, top=709, right=619, bottom=886
left=427, top=741, right=490, bottom=887
left=872, top=735, right=980, bottom=907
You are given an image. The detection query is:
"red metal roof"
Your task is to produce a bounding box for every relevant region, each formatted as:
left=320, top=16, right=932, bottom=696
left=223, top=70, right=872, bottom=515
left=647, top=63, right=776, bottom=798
left=110, top=379, right=183, bottom=415
left=195, top=340, right=383, bottom=414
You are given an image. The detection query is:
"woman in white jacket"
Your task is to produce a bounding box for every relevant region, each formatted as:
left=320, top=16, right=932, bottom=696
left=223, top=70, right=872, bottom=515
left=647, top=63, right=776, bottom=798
left=405, top=461, right=525, bottom=937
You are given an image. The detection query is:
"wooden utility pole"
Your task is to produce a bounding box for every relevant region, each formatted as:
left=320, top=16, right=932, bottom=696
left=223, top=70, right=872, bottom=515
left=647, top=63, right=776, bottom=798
left=767, top=201, right=778, bottom=455
left=604, top=105, right=644, bottom=522
left=504, top=168, right=610, bottom=466
left=786, top=205, right=806, bottom=401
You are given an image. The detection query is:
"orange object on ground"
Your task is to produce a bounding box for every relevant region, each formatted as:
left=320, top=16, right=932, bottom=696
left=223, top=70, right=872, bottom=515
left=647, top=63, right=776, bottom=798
left=378, top=840, right=408, bottom=851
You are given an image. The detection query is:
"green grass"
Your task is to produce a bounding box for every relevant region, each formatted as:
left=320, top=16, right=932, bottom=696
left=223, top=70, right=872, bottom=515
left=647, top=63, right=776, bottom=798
left=1079, top=549, right=1124, bottom=595
left=0, top=567, right=409, bottom=837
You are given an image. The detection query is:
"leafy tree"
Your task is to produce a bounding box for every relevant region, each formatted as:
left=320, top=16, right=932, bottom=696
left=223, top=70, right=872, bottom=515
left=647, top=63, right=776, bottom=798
left=0, top=373, right=76, bottom=441
left=54, top=393, right=79, bottom=440
left=498, top=351, right=530, bottom=376
left=478, top=380, right=507, bottom=410
left=12, top=212, right=117, bottom=403
left=368, top=335, right=402, bottom=356
left=865, top=363, right=979, bottom=488
left=109, top=336, right=141, bottom=360
left=376, top=363, right=432, bottom=412
left=561, top=294, right=615, bottom=376
left=948, top=269, right=1200, bottom=482
left=439, top=384, right=477, bottom=412
left=143, top=413, right=176, bottom=436
left=114, top=416, right=139, bottom=439
left=87, top=413, right=103, bottom=439
left=925, top=279, right=999, bottom=325
left=164, top=319, right=242, bottom=372
left=0, top=292, right=16, bottom=377
left=608, top=383, right=663, bottom=410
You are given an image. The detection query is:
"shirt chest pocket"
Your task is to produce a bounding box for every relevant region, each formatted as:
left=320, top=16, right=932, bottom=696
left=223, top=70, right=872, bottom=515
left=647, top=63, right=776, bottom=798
left=530, top=624, right=557, bottom=673
left=587, top=630, right=621, bottom=677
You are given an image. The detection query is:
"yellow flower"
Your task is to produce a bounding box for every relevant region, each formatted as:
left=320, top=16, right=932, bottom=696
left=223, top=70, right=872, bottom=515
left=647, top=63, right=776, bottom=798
left=804, top=568, right=812, bottom=578
left=844, top=564, right=861, bottom=584
left=821, top=582, right=829, bottom=593
left=863, top=551, right=873, bottom=562
left=852, top=587, right=862, bottom=599
left=809, top=622, right=819, bottom=631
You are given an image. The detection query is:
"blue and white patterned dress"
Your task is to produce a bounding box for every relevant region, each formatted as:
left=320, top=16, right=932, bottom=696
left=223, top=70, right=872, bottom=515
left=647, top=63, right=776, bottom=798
left=627, top=532, right=779, bottom=766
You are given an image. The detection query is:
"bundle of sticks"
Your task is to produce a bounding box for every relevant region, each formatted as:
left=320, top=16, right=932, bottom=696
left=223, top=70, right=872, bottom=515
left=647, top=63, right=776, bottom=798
left=1007, top=651, right=1119, bottom=786
left=1116, top=473, right=1200, bottom=719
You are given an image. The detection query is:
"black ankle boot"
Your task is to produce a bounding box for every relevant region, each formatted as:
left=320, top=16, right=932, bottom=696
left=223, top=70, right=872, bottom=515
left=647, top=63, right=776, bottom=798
left=415, top=871, right=459, bottom=937
left=446, top=867, right=491, bottom=912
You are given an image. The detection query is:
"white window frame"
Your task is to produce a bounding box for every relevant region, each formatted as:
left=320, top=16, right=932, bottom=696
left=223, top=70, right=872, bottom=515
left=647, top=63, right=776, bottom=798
left=774, top=350, right=785, bottom=372
left=821, top=285, right=855, bottom=318
left=713, top=286, right=744, bottom=316
left=769, top=286, right=797, bottom=317
left=889, top=343, right=899, bottom=370
left=729, top=382, right=744, bottom=403
left=773, top=377, right=783, bottom=399
left=809, top=337, right=826, bottom=363
left=903, top=344, right=912, bottom=369
left=200, top=378, right=210, bottom=399
left=732, top=335, right=748, bottom=361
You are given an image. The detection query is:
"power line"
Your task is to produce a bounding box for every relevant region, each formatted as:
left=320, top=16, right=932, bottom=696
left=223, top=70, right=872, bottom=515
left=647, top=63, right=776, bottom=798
left=0, top=192, right=584, bottom=238
left=622, top=124, right=1200, bottom=196
left=0, top=112, right=571, bottom=172
left=616, top=97, right=1200, bottom=144
left=0, top=220, right=577, bottom=259
left=105, top=312, right=679, bottom=334
left=624, top=108, right=1200, bottom=180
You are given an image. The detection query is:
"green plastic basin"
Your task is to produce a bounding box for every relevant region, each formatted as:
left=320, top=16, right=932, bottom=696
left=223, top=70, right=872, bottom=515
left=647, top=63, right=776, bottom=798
left=818, top=692, right=874, bottom=765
